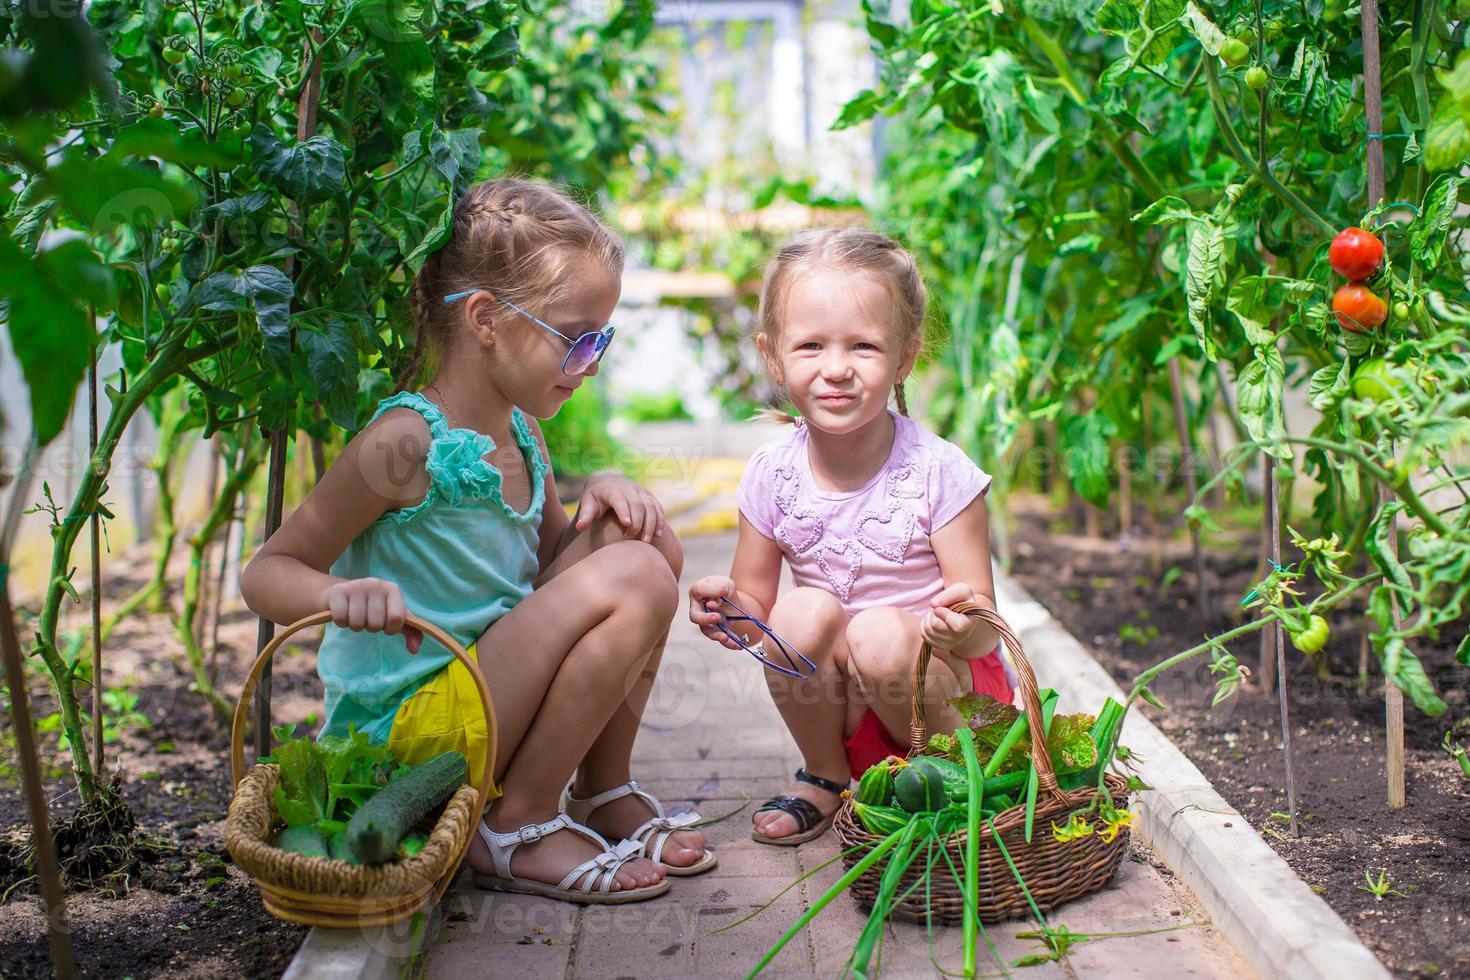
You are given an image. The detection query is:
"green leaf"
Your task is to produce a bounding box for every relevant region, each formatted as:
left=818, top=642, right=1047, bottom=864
left=1381, top=637, right=1446, bottom=717
left=1063, top=412, right=1118, bottom=507
left=1235, top=345, right=1290, bottom=459
left=107, top=117, right=245, bottom=169
left=190, top=266, right=295, bottom=373
left=1409, top=174, right=1461, bottom=267
left=1424, top=98, right=1470, bottom=173
left=1133, top=196, right=1196, bottom=225
left=298, top=319, right=360, bottom=428
left=1178, top=1, right=1227, bottom=56
left=403, top=199, right=453, bottom=270
left=0, top=238, right=108, bottom=445
left=250, top=125, right=347, bottom=206
left=1226, top=275, right=1274, bottom=346
left=833, top=89, right=883, bottom=130
left=1307, top=362, right=1349, bottom=411
left=1184, top=219, right=1224, bottom=362
left=40, top=150, right=199, bottom=232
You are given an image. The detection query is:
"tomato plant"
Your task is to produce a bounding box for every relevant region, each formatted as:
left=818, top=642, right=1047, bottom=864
left=836, top=0, right=1469, bottom=734
left=1, top=0, right=669, bottom=805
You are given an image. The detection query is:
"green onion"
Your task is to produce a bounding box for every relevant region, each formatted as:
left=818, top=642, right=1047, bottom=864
left=957, top=727, right=984, bottom=977
left=1023, top=694, right=1059, bottom=844
left=746, top=826, right=908, bottom=979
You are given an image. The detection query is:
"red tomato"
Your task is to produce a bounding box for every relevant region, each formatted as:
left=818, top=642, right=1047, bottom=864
left=1333, top=283, right=1388, bottom=332
left=1329, top=227, right=1384, bottom=280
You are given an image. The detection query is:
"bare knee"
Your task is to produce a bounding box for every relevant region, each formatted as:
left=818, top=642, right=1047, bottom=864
left=766, top=586, right=846, bottom=641
left=601, top=539, right=679, bottom=619
left=652, top=526, right=683, bottom=580
left=846, top=607, right=920, bottom=682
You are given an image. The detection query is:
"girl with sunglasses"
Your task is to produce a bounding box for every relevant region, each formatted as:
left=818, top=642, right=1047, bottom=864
left=688, top=228, right=1014, bottom=846
left=242, top=178, right=713, bottom=905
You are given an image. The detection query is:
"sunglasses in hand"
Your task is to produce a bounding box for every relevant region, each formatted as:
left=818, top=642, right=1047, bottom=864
left=711, top=596, right=816, bottom=679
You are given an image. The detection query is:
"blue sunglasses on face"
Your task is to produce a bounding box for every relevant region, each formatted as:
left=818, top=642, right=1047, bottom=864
left=442, top=289, right=616, bottom=377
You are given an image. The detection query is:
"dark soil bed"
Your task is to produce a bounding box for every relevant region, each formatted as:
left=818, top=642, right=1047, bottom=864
left=1005, top=494, right=1470, bottom=980
left=0, top=558, right=322, bottom=979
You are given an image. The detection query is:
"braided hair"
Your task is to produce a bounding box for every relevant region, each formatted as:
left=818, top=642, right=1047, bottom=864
left=398, top=178, right=624, bottom=391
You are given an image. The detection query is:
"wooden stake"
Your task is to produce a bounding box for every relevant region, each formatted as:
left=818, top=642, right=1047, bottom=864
left=1361, top=0, right=1406, bottom=809
left=1258, top=453, right=1278, bottom=695
left=1269, top=432, right=1299, bottom=836
left=253, top=28, right=324, bottom=762
left=1167, top=357, right=1211, bottom=618
left=1, top=450, right=78, bottom=980
left=88, top=326, right=103, bottom=774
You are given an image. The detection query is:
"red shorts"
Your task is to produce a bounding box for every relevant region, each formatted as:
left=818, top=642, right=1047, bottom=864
left=842, top=649, right=1013, bottom=781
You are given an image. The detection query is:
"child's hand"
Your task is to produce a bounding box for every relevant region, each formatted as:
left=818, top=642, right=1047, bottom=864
left=323, top=577, right=424, bottom=654
left=921, top=582, right=981, bottom=654
left=574, top=473, right=667, bottom=543
left=689, top=576, right=741, bottom=650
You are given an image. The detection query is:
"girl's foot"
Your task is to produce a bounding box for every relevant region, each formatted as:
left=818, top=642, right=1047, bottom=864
left=567, top=780, right=710, bottom=872
left=751, top=768, right=848, bottom=843
left=469, top=806, right=665, bottom=893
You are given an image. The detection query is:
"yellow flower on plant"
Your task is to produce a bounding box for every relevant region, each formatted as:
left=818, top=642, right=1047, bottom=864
left=1051, top=814, right=1094, bottom=843
left=1099, top=807, right=1137, bottom=843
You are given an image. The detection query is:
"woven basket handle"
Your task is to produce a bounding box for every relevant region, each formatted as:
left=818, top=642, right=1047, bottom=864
left=229, top=610, right=497, bottom=902
left=908, top=600, right=1061, bottom=796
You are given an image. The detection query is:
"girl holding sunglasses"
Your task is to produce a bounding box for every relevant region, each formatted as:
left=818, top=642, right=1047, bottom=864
left=242, top=178, right=714, bottom=905
left=688, top=228, right=1014, bottom=846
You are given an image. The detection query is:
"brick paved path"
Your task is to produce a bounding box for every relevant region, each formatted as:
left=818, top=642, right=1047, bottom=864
left=424, top=450, right=1251, bottom=979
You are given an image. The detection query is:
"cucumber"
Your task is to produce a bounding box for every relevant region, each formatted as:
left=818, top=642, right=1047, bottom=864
left=856, top=759, right=896, bottom=806
left=329, top=828, right=358, bottom=864
left=276, top=825, right=329, bottom=859
left=894, top=764, right=947, bottom=812
left=345, top=750, right=468, bottom=864
left=910, top=755, right=969, bottom=802
left=852, top=802, right=910, bottom=836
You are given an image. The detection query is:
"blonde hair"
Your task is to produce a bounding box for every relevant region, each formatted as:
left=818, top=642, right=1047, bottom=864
left=399, top=177, right=625, bottom=390
left=754, top=227, right=927, bottom=425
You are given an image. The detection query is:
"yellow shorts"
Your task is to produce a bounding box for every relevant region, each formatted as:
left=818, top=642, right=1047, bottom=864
left=387, top=642, right=501, bottom=802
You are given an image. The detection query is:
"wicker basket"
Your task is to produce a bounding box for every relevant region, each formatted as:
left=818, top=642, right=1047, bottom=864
left=225, top=611, right=497, bottom=928
left=833, top=601, right=1131, bottom=925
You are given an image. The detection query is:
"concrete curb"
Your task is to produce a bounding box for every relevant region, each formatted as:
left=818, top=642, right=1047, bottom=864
left=282, top=909, right=440, bottom=980
left=994, top=572, right=1390, bottom=980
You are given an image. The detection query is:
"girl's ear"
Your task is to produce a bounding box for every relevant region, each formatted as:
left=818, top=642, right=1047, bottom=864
left=461, top=292, right=499, bottom=351
left=896, top=338, right=920, bottom=385
left=755, top=333, right=785, bottom=386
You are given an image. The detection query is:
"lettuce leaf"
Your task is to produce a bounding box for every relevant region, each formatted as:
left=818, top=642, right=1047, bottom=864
left=264, top=723, right=398, bottom=830
left=943, top=694, right=1098, bottom=774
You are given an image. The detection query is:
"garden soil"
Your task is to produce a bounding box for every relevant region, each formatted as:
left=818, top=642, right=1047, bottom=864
left=1006, top=494, right=1470, bottom=980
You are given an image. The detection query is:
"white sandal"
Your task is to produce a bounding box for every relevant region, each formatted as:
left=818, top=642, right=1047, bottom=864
left=565, top=780, right=719, bottom=877
left=472, top=812, right=670, bottom=904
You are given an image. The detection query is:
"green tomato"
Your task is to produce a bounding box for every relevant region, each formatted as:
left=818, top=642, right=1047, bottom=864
left=1290, top=615, right=1330, bottom=656
left=1392, top=301, right=1410, bottom=321
left=153, top=282, right=170, bottom=304
left=226, top=86, right=247, bottom=107
left=1352, top=358, right=1400, bottom=403
left=163, top=47, right=185, bottom=65
left=1234, top=28, right=1257, bottom=47
left=221, top=63, right=243, bottom=80
left=232, top=121, right=252, bottom=139
left=1245, top=66, right=1268, bottom=90
left=1264, top=19, right=1284, bottom=40
left=148, top=102, right=165, bottom=119
left=1220, top=39, right=1251, bottom=66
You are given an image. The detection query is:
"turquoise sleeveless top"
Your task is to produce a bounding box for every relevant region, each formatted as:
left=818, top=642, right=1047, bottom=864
left=316, top=391, right=548, bottom=743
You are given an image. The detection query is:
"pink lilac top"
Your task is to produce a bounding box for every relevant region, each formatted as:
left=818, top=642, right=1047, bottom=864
left=735, top=410, right=993, bottom=618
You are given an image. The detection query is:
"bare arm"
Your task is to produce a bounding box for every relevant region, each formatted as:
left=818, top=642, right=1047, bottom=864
left=927, top=493, right=1001, bottom=658
left=240, top=409, right=431, bottom=630
left=689, top=513, right=783, bottom=647
left=523, top=419, right=574, bottom=576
